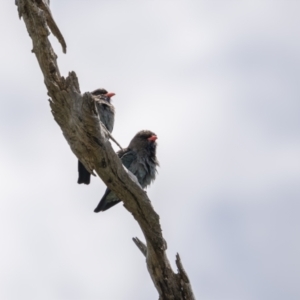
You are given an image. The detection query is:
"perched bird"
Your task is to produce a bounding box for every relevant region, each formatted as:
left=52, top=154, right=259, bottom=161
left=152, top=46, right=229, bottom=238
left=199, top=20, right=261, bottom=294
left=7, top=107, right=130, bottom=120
left=77, top=88, right=115, bottom=184
left=94, top=130, right=159, bottom=212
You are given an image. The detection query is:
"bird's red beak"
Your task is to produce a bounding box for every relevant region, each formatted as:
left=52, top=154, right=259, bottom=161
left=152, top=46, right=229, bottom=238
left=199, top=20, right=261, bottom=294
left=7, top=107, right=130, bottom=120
left=105, top=92, right=115, bottom=98
left=148, top=135, right=158, bottom=141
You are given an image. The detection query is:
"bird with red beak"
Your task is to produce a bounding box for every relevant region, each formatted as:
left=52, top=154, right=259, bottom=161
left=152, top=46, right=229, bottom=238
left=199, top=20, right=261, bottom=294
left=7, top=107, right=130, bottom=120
left=94, top=130, right=159, bottom=212
left=77, top=88, right=116, bottom=184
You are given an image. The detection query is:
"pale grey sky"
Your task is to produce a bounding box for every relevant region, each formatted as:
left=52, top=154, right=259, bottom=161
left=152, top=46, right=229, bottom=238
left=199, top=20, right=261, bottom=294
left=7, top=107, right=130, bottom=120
left=1, top=1, right=300, bottom=299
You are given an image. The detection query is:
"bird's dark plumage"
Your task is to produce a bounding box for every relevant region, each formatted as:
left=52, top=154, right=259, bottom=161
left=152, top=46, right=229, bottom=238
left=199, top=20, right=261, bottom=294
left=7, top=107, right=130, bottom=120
left=94, top=130, right=159, bottom=212
left=77, top=88, right=115, bottom=184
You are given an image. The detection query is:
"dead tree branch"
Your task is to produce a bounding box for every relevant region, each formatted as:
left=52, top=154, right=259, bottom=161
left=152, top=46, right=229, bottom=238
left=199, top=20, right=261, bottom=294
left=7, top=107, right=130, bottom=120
left=16, top=1, right=195, bottom=299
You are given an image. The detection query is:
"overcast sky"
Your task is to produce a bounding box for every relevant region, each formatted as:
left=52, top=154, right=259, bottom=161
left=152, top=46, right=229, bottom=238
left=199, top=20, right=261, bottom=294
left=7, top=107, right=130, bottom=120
left=1, top=1, right=300, bottom=299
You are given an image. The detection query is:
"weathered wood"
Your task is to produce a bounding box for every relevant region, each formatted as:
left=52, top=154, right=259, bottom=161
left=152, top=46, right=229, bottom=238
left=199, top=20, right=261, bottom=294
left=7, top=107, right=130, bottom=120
left=16, top=1, right=195, bottom=299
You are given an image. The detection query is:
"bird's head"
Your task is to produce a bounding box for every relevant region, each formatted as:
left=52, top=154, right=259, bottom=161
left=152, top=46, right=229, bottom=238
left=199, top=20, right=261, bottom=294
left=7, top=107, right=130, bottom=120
left=129, top=130, right=158, bottom=152
left=91, top=88, right=115, bottom=103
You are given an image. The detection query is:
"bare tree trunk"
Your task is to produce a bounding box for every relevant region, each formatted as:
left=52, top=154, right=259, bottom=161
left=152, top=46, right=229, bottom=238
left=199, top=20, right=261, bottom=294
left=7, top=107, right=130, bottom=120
left=16, top=1, right=195, bottom=299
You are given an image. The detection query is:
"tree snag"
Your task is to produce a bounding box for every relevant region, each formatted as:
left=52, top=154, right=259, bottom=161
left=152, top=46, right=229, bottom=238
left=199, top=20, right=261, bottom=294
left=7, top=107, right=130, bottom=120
left=16, top=1, right=195, bottom=299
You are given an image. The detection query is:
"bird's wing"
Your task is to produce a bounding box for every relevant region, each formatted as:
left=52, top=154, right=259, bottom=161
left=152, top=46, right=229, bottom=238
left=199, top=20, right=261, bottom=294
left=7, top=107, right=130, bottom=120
left=118, top=149, right=137, bottom=169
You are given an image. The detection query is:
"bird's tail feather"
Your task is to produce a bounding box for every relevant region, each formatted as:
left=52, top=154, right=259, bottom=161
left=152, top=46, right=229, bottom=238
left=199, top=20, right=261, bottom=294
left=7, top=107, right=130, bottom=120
left=94, top=189, right=121, bottom=212
left=77, top=160, right=91, bottom=185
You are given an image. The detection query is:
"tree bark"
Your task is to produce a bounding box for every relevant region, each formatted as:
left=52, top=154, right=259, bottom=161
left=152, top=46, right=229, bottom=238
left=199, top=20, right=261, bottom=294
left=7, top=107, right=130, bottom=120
left=16, top=1, right=195, bottom=299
